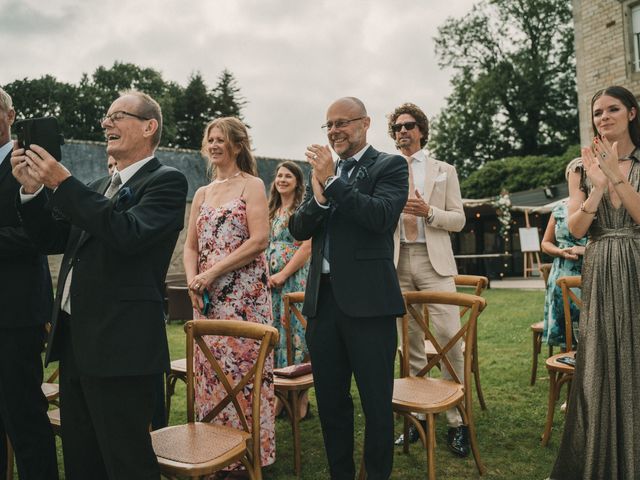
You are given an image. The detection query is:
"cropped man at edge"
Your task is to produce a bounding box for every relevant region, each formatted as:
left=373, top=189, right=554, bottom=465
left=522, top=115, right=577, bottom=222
left=0, top=88, right=58, bottom=479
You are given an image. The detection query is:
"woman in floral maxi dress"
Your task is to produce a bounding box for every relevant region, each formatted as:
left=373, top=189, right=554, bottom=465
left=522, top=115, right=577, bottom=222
left=184, top=117, right=275, bottom=476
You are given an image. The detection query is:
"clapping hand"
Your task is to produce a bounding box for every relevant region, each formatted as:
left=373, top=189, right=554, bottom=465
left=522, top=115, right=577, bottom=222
left=581, top=144, right=609, bottom=190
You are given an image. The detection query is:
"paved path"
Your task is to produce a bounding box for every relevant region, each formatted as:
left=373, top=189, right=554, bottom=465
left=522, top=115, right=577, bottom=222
left=489, top=277, right=545, bottom=290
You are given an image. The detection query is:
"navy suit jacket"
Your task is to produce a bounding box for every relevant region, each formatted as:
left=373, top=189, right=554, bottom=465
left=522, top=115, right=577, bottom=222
left=18, top=157, right=187, bottom=377
left=289, top=146, right=408, bottom=319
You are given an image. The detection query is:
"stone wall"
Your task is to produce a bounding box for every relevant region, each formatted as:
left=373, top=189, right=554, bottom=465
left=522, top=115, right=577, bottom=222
left=573, top=0, right=640, bottom=145
left=45, top=140, right=308, bottom=284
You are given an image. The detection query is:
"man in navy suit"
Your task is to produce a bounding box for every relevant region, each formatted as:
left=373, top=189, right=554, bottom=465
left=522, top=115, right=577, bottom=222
left=0, top=88, right=58, bottom=479
left=289, top=97, right=408, bottom=480
left=12, top=90, right=187, bottom=479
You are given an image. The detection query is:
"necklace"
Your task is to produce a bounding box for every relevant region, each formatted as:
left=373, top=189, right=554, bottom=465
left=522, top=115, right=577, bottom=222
left=212, top=171, right=242, bottom=184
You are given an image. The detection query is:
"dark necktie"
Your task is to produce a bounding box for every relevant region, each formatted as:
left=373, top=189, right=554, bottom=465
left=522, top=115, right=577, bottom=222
left=322, top=158, right=357, bottom=265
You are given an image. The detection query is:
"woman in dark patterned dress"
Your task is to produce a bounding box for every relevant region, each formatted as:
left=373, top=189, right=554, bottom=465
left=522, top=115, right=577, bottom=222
left=184, top=117, right=275, bottom=477
left=550, top=86, right=640, bottom=479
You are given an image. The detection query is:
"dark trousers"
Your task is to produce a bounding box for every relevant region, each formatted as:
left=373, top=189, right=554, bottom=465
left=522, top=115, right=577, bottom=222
left=0, top=325, right=58, bottom=480
left=57, top=315, right=160, bottom=480
left=306, top=279, right=397, bottom=480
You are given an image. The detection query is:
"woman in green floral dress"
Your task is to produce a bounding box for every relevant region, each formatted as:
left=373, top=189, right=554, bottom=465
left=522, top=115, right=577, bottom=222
left=266, top=162, right=311, bottom=373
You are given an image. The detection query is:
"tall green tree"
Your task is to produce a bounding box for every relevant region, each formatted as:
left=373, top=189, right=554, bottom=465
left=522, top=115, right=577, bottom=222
left=430, top=0, right=578, bottom=177
left=174, top=72, right=215, bottom=149
left=212, top=69, right=247, bottom=121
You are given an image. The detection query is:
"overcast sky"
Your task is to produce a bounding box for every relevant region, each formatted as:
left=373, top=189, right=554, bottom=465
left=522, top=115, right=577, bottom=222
left=0, top=0, right=478, bottom=160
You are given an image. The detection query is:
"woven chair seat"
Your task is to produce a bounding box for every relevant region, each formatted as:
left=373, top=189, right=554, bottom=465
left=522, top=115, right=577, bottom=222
left=393, top=377, right=463, bottom=413
left=273, top=373, right=314, bottom=391
left=152, top=423, right=250, bottom=464
left=42, top=383, right=59, bottom=401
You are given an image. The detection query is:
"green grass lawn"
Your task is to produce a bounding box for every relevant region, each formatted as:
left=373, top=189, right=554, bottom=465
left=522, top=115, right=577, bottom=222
left=40, top=288, right=565, bottom=479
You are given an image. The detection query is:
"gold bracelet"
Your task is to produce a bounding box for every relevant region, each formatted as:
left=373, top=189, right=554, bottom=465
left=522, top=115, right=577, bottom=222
left=612, top=179, right=625, bottom=187
left=580, top=201, right=597, bottom=215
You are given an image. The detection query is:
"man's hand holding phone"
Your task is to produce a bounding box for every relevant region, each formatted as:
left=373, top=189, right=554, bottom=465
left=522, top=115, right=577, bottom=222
left=12, top=143, right=71, bottom=191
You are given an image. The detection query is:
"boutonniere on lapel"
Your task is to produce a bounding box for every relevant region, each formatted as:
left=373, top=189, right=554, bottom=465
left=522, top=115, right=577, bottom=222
left=114, top=186, right=133, bottom=210
left=354, top=166, right=369, bottom=182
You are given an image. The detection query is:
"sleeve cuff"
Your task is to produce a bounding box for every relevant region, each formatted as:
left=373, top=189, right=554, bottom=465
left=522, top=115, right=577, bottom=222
left=20, top=184, right=44, bottom=203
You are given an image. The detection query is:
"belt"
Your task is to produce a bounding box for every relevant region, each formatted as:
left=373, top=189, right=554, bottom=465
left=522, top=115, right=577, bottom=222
left=590, top=225, right=640, bottom=241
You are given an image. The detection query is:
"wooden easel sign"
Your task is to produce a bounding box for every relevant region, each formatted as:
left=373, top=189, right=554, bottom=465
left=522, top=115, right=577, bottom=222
left=520, top=210, right=542, bottom=278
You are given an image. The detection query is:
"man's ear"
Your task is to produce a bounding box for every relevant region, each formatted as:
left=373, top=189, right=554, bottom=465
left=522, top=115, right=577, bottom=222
left=143, top=119, right=159, bottom=139
left=7, top=108, right=15, bottom=126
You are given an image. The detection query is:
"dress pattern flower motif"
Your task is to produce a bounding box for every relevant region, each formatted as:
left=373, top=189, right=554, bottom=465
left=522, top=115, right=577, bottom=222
left=266, top=211, right=309, bottom=368
left=193, top=198, right=275, bottom=470
left=542, top=201, right=586, bottom=347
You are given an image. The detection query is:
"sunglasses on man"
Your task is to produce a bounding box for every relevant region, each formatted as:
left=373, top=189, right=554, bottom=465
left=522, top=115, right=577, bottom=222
left=391, top=121, right=418, bottom=133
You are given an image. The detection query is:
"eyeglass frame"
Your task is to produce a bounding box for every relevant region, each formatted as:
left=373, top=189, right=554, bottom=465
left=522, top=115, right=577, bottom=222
left=101, top=110, right=150, bottom=125
left=391, top=121, right=418, bottom=133
left=321, top=116, right=365, bottom=131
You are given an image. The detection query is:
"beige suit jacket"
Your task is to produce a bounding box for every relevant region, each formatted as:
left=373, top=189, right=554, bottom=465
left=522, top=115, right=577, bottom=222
left=394, top=152, right=466, bottom=276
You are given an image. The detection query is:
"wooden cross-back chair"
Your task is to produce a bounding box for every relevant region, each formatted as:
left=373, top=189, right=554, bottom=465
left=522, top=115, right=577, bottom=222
left=530, top=263, right=553, bottom=385
left=541, top=275, right=581, bottom=446
left=420, top=275, right=489, bottom=410
left=151, top=319, right=278, bottom=480
left=273, top=292, right=314, bottom=477
left=392, top=291, right=487, bottom=480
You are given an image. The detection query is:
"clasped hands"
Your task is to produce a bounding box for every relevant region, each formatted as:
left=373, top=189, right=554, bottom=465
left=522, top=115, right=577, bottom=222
left=559, top=245, right=585, bottom=261
left=582, top=136, right=626, bottom=189
left=10, top=142, right=71, bottom=193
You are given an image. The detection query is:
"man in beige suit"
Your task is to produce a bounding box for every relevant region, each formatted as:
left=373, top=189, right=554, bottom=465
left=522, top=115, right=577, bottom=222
left=388, top=103, right=469, bottom=457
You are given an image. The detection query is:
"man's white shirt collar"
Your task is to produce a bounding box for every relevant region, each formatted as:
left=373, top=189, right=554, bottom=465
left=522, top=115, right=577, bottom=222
left=113, top=155, right=154, bottom=185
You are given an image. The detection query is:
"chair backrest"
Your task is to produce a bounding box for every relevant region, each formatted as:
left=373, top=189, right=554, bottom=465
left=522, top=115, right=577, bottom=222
left=556, top=276, right=582, bottom=351
left=184, top=319, right=278, bottom=461
left=282, top=292, right=306, bottom=366
left=540, top=263, right=552, bottom=284
left=400, top=291, right=487, bottom=388
left=454, top=275, right=488, bottom=319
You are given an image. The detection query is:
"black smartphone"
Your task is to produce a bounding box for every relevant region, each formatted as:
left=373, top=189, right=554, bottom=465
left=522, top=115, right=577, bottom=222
left=14, top=117, right=65, bottom=162
left=557, top=356, right=575, bottom=367
left=202, top=290, right=211, bottom=316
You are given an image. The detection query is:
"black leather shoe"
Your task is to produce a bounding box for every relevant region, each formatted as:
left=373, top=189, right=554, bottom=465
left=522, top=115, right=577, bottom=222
left=395, top=420, right=426, bottom=446
left=447, top=425, right=470, bottom=457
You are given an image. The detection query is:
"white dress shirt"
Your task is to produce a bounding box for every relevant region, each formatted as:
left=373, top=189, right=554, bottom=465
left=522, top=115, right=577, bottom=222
left=400, top=149, right=427, bottom=243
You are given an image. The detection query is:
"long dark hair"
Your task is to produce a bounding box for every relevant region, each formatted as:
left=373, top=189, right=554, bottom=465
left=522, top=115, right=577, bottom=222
left=268, top=161, right=305, bottom=223
left=201, top=117, right=257, bottom=179
left=591, top=86, right=640, bottom=147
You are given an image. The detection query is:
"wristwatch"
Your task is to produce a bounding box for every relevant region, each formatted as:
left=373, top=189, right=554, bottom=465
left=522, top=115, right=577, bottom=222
left=324, top=175, right=336, bottom=189
left=426, top=207, right=435, bottom=224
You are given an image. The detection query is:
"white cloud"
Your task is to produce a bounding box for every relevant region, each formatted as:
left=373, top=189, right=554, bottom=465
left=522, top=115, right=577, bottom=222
left=0, top=0, right=478, bottom=159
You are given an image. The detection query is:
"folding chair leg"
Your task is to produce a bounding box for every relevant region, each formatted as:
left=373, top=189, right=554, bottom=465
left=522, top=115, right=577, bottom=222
left=541, top=370, right=558, bottom=446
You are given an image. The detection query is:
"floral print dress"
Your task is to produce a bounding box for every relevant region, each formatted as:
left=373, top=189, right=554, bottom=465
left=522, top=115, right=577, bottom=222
left=542, top=201, right=587, bottom=347
left=266, top=211, right=309, bottom=368
left=193, top=197, right=275, bottom=469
